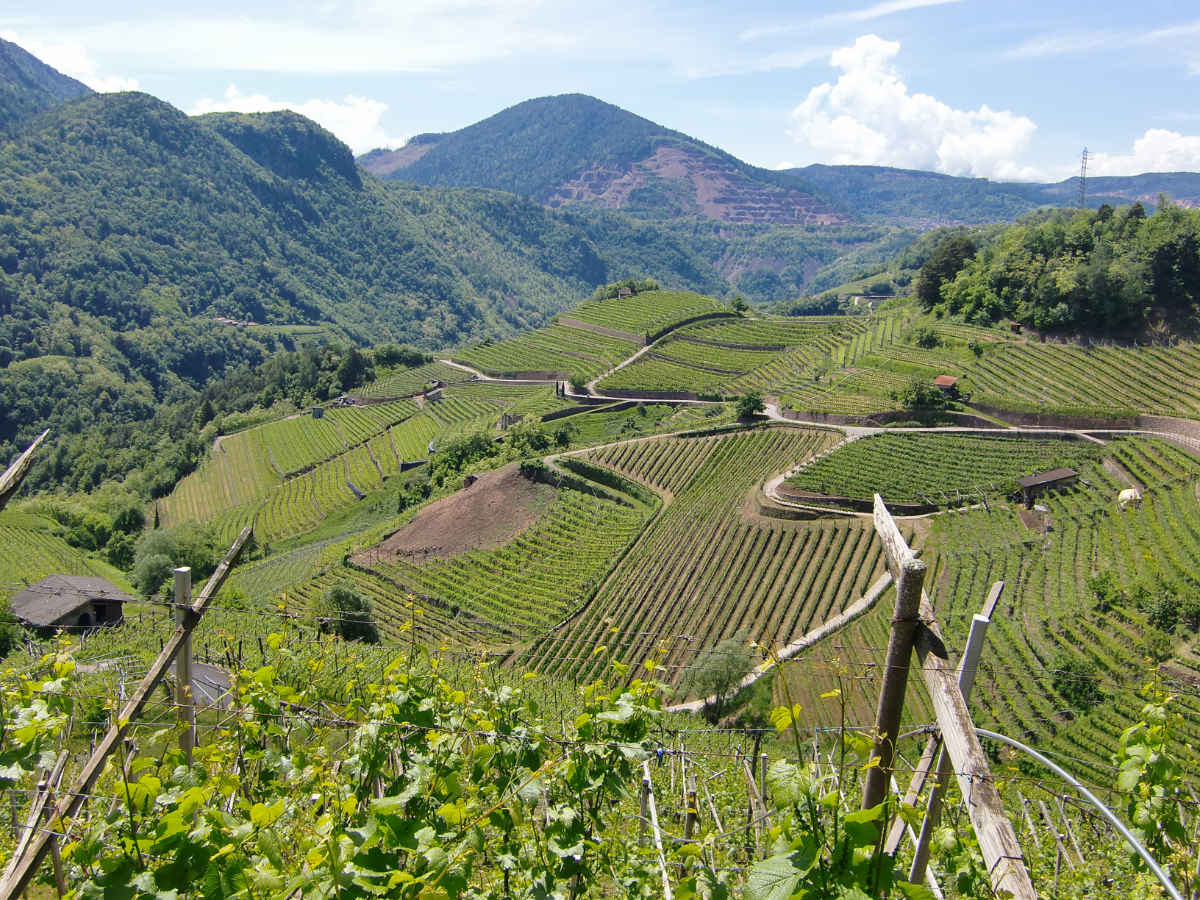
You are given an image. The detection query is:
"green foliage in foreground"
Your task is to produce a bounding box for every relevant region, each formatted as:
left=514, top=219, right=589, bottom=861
left=2, top=640, right=1190, bottom=897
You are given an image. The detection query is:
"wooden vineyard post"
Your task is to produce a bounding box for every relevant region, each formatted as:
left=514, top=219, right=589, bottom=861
left=0, top=430, right=48, bottom=511
left=907, top=583, right=1002, bottom=882
left=0, top=526, right=251, bottom=899
left=641, top=761, right=673, bottom=900
left=639, top=775, right=650, bottom=848
left=684, top=774, right=698, bottom=841
left=872, top=497, right=1035, bottom=899
left=863, top=494, right=927, bottom=811
left=174, top=567, right=195, bottom=762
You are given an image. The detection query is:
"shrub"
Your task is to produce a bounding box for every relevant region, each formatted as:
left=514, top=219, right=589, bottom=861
left=736, top=392, right=766, bottom=420
left=310, top=584, right=379, bottom=643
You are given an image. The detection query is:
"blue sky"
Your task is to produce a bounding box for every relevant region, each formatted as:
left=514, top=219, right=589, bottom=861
left=4, top=0, right=1200, bottom=182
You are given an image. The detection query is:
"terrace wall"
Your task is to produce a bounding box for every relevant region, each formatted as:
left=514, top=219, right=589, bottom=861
left=773, top=484, right=936, bottom=516
left=540, top=400, right=637, bottom=423
left=971, top=403, right=1137, bottom=429
left=600, top=388, right=702, bottom=401
left=447, top=361, right=564, bottom=380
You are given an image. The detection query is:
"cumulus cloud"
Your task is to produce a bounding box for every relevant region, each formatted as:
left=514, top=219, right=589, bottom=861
left=789, top=34, right=1040, bottom=180
left=188, top=85, right=406, bottom=155
left=1, top=30, right=138, bottom=92
left=1089, top=130, right=1200, bottom=176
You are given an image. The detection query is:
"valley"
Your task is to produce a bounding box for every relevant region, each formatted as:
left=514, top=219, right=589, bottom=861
left=4, top=34, right=1200, bottom=896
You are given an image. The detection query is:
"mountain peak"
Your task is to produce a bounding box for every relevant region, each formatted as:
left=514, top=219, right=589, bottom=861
left=360, top=93, right=842, bottom=225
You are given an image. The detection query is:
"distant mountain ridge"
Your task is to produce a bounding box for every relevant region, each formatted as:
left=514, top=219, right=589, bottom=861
left=362, top=94, right=1200, bottom=226
left=0, top=37, right=91, bottom=130
left=361, top=94, right=843, bottom=226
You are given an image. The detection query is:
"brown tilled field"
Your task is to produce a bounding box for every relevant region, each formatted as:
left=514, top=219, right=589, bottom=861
left=353, top=462, right=556, bottom=563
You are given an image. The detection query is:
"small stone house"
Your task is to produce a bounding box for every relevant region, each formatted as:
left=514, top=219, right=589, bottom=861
left=10, top=575, right=134, bottom=631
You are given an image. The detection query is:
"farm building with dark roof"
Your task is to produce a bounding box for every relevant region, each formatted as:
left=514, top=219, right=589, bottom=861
left=10, top=575, right=133, bottom=630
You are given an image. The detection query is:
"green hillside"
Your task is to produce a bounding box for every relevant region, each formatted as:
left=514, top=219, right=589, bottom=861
left=0, top=37, right=91, bottom=130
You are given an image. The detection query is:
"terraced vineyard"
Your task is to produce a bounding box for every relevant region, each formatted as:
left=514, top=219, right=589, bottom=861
left=677, top=316, right=862, bottom=347
left=966, top=340, right=1200, bottom=416
left=156, top=427, right=279, bottom=528
left=925, top=437, right=1200, bottom=781
left=564, top=289, right=736, bottom=341
left=289, top=480, right=654, bottom=647
left=0, top=511, right=134, bottom=596
left=453, top=324, right=638, bottom=380
left=522, top=428, right=891, bottom=686
left=787, top=432, right=1103, bottom=504
left=352, top=361, right=471, bottom=399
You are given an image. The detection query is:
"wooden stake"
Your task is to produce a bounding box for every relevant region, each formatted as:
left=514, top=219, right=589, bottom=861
left=1019, top=793, right=1041, bottom=848
left=0, top=527, right=251, bottom=899
left=684, top=774, right=698, bottom=841
left=639, top=776, right=650, bottom=848
left=1040, top=799, right=1074, bottom=870
left=872, top=499, right=1034, bottom=899
left=0, top=430, right=48, bottom=512
left=863, top=494, right=927, bottom=811
left=174, top=567, right=195, bottom=762
left=641, top=761, right=673, bottom=900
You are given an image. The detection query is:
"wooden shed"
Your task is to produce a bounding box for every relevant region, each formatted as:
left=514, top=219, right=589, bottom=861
left=10, top=575, right=134, bottom=631
left=933, top=375, right=958, bottom=396
left=1016, top=468, right=1078, bottom=508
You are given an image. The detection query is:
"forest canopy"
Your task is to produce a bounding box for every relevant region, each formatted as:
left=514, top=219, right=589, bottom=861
left=918, top=203, right=1200, bottom=333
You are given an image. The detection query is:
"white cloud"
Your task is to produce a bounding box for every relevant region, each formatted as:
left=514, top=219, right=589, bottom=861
left=1089, top=129, right=1200, bottom=176
left=788, top=35, right=1041, bottom=180
left=188, top=85, right=406, bottom=155
left=1, top=30, right=138, bottom=91
left=740, top=0, right=960, bottom=42
left=1005, top=18, right=1200, bottom=60
left=14, top=7, right=574, bottom=75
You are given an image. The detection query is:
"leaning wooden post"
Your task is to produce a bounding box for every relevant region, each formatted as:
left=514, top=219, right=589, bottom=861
left=174, top=567, right=195, bottom=762
left=0, top=430, right=48, bottom=512
left=863, top=494, right=927, bottom=812
left=871, top=500, right=1034, bottom=898
left=912, top=592, right=1035, bottom=898
left=0, top=527, right=251, bottom=899
left=908, top=584, right=1001, bottom=883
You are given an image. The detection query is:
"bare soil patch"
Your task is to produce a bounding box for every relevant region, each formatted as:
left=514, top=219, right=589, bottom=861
left=354, top=463, right=556, bottom=564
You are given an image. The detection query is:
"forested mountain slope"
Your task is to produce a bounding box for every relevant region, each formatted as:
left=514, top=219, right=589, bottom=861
left=0, top=37, right=90, bottom=130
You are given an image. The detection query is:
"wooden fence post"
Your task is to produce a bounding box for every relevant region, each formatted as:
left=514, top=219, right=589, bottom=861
left=907, top=585, right=1002, bottom=883
left=174, top=567, right=195, bottom=762
left=871, top=498, right=1035, bottom=899
left=863, top=494, right=927, bottom=811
